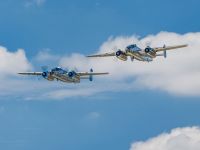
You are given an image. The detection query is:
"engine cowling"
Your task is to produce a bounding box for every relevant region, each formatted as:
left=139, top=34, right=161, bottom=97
left=68, top=71, right=79, bottom=81
left=42, top=71, right=54, bottom=81
left=115, top=50, right=128, bottom=61
left=144, top=46, right=156, bottom=56
left=68, top=71, right=76, bottom=78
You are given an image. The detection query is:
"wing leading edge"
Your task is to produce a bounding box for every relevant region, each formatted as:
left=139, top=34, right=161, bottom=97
left=18, top=72, right=109, bottom=76
left=77, top=72, right=109, bottom=76
left=18, top=72, right=43, bottom=75
left=87, top=52, right=115, bottom=57
left=154, top=44, right=188, bottom=52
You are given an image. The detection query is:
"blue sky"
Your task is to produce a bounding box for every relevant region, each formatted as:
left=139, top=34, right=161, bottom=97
left=0, top=0, right=200, bottom=150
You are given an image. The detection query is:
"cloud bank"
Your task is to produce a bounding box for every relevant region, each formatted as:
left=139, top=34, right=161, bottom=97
left=130, top=126, right=200, bottom=150
left=59, top=32, right=200, bottom=97
left=0, top=46, right=32, bottom=76
left=1, top=31, right=200, bottom=99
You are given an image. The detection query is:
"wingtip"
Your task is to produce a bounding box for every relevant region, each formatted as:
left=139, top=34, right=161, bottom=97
left=182, top=44, right=188, bottom=47
left=86, top=55, right=94, bottom=57
left=98, top=72, right=109, bottom=75
left=180, top=44, right=188, bottom=48
left=18, top=73, right=26, bottom=75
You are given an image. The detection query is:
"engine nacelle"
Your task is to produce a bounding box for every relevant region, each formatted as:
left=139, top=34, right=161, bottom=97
left=115, top=50, right=128, bottom=61
left=68, top=71, right=79, bottom=81
left=144, top=46, right=156, bottom=55
left=42, top=71, right=54, bottom=81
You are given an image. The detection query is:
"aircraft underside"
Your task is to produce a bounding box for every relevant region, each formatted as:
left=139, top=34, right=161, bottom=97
left=127, top=51, right=155, bottom=62
left=52, top=74, right=80, bottom=83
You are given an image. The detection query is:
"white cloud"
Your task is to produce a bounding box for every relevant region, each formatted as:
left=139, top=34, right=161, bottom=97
left=59, top=32, right=200, bottom=97
left=33, top=49, right=61, bottom=67
left=1, top=31, right=200, bottom=100
left=0, top=46, right=32, bottom=76
left=0, top=46, right=33, bottom=98
left=130, top=126, right=200, bottom=150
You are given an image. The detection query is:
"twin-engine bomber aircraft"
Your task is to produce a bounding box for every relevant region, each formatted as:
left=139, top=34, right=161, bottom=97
left=18, top=67, right=108, bottom=83
left=18, top=44, right=187, bottom=83
left=87, top=44, right=188, bottom=62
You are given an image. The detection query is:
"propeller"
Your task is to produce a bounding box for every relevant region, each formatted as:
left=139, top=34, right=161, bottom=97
left=67, top=67, right=78, bottom=77
left=35, top=66, right=49, bottom=80
left=144, top=42, right=151, bottom=48
left=112, top=46, right=120, bottom=62
left=41, top=66, right=49, bottom=78
left=130, top=56, right=134, bottom=62
left=72, top=67, right=78, bottom=72
left=41, top=66, right=49, bottom=72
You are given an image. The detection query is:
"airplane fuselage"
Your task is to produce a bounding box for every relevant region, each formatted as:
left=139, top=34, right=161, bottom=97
left=44, top=68, right=81, bottom=83
left=87, top=43, right=187, bottom=62
left=125, top=50, right=155, bottom=62
left=123, top=44, right=157, bottom=62
left=51, top=72, right=80, bottom=83
left=18, top=67, right=109, bottom=83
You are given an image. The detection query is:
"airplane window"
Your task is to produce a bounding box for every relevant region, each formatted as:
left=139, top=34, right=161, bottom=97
left=127, top=44, right=136, bottom=49
left=56, top=67, right=61, bottom=71
left=127, top=46, right=131, bottom=49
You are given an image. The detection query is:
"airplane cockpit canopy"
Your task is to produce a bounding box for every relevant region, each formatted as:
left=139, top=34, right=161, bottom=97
left=52, top=67, right=67, bottom=73
left=126, top=44, right=141, bottom=52
left=52, top=67, right=61, bottom=71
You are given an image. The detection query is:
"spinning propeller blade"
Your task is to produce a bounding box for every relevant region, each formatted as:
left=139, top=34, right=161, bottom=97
left=41, top=66, right=49, bottom=72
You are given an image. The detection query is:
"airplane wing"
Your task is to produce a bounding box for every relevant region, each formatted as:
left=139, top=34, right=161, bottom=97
left=77, top=72, right=109, bottom=76
left=87, top=52, right=115, bottom=57
left=18, top=72, right=43, bottom=75
left=154, top=44, right=188, bottom=52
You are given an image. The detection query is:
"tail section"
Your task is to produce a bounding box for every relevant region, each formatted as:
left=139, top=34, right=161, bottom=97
left=89, top=68, right=93, bottom=81
left=163, top=44, right=167, bottom=58
left=156, top=45, right=167, bottom=58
